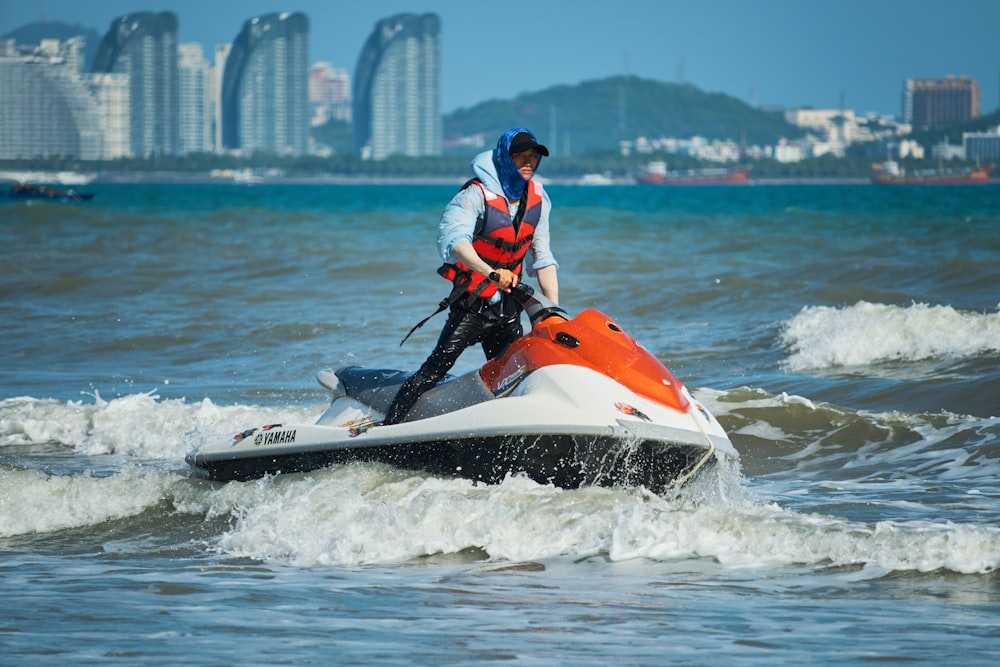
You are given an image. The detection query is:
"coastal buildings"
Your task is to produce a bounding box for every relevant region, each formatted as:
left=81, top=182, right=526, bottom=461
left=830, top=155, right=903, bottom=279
left=904, top=76, right=979, bottom=131
left=91, top=12, right=180, bottom=157
left=88, top=71, right=130, bottom=159
left=0, top=38, right=105, bottom=160
left=0, top=9, right=992, bottom=168
left=309, top=62, right=352, bottom=126
left=178, top=43, right=210, bottom=155
left=784, top=108, right=859, bottom=156
left=964, top=127, right=1000, bottom=161
left=212, top=44, right=231, bottom=154
left=353, top=13, right=441, bottom=159
left=220, top=12, right=310, bottom=156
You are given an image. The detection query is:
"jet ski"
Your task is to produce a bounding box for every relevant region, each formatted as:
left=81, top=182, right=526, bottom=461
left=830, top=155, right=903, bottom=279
left=186, top=285, right=738, bottom=493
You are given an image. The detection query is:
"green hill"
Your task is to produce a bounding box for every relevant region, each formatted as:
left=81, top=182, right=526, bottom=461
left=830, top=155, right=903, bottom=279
left=442, top=75, right=804, bottom=155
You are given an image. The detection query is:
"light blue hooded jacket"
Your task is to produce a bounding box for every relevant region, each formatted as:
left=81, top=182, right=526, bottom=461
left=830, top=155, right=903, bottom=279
left=437, top=149, right=558, bottom=285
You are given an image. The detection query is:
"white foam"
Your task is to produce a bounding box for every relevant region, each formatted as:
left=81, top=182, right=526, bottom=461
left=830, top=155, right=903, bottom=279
left=212, top=471, right=621, bottom=566
left=0, top=391, right=320, bottom=461
left=200, top=466, right=1000, bottom=574
left=4, top=390, right=998, bottom=575
left=780, top=301, right=1000, bottom=371
left=607, top=499, right=1000, bottom=574
left=0, top=468, right=179, bottom=537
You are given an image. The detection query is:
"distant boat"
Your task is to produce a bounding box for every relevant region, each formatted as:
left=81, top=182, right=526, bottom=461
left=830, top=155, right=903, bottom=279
left=579, top=172, right=615, bottom=185
left=870, top=160, right=992, bottom=185
left=2, top=182, right=95, bottom=203
left=637, top=161, right=751, bottom=185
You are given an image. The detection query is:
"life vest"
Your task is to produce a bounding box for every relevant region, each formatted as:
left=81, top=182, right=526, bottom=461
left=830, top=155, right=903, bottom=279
left=438, top=178, right=541, bottom=301
left=400, top=179, right=542, bottom=346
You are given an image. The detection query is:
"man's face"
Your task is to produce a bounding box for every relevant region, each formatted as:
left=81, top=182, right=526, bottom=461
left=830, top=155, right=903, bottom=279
left=511, top=149, right=540, bottom=180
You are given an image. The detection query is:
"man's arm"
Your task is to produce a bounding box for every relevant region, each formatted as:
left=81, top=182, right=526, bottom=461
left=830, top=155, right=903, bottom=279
left=535, top=264, right=558, bottom=304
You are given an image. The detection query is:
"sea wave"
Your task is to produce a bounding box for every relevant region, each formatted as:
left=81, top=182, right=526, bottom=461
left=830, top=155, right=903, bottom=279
left=779, top=301, right=1000, bottom=371
left=189, top=467, right=1000, bottom=573
left=4, top=458, right=998, bottom=574
left=4, top=389, right=997, bottom=488
left=0, top=391, right=320, bottom=461
left=0, top=467, right=179, bottom=538
left=3, top=388, right=998, bottom=574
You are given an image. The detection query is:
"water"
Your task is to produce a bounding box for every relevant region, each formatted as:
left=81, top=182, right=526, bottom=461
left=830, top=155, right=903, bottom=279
left=2, top=181, right=1000, bottom=665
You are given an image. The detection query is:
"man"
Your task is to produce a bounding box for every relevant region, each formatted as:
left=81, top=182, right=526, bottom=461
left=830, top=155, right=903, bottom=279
left=382, top=127, right=559, bottom=425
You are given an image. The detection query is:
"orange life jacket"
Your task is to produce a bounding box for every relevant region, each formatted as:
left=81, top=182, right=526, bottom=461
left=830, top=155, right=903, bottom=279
left=438, top=178, right=541, bottom=300
left=400, top=179, right=542, bottom=346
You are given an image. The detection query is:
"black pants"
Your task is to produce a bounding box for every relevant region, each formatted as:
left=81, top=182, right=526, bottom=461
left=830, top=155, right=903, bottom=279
left=382, top=300, right=522, bottom=425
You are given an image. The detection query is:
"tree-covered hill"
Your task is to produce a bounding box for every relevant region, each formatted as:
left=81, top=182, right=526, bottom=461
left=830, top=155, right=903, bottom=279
left=442, top=75, right=804, bottom=155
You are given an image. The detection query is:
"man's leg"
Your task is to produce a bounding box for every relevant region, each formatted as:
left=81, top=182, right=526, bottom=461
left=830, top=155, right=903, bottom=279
left=382, top=307, right=486, bottom=424
left=481, top=312, right=523, bottom=360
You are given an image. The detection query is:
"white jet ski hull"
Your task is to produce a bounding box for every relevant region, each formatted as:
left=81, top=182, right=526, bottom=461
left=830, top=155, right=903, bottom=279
left=186, top=364, right=736, bottom=493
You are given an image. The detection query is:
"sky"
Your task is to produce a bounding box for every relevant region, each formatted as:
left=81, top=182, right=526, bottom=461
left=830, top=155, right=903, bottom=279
left=2, top=0, right=999, bottom=117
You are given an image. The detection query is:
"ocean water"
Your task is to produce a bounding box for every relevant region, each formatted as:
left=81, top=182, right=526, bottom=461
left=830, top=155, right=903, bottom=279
left=2, top=181, right=999, bottom=665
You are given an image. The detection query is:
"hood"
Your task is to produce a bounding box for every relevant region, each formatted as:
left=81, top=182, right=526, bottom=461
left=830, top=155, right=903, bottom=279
left=471, top=150, right=503, bottom=195
left=471, top=128, right=543, bottom=201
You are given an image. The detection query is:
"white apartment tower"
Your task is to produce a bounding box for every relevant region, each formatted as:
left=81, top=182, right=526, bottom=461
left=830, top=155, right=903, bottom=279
left=178, top=43, right=210, bottom=154
left=353, top=13, right=441, bottom=159
left=0, top=39, right=105, bottom=159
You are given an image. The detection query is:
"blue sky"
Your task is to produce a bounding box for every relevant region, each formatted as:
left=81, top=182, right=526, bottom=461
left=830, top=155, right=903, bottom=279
left=3, top=0, right=998, bottom=116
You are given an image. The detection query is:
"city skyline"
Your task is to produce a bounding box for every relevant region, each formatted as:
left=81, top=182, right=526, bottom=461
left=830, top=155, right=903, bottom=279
left=2, top=0, right=999, bottom=118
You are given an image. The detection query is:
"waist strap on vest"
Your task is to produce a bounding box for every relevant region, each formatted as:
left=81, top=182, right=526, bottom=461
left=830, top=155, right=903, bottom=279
left=400, top=179, right=539, bottom=345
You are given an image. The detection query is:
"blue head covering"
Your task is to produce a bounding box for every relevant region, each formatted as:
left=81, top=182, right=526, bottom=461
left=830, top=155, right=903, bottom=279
left=493, top=127, right=544, bottom=200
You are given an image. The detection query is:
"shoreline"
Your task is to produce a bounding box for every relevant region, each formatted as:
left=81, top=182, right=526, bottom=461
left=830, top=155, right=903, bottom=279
left=5, top=169, right=987, bottom=187
left=97, top=174, right=877, bottom=186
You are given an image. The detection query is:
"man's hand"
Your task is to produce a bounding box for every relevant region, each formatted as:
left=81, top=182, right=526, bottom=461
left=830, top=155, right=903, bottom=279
left=489, top=268, right=518, bottom=292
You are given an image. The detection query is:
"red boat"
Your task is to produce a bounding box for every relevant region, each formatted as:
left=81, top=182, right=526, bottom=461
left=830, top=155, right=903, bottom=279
left=637, top=162, right=751, bottom=185
left=871, top=161, right=993, bottom=185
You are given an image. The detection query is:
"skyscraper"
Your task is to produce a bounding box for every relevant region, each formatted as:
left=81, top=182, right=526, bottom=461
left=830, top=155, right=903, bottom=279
left=0, top=39, right=104, bottom=160
left=309, top=62, right=352, bottom=125
left=178, top=43, right=210, bottom=154
left=88, top=71, right=130, bottom=159
left=220, top=12, right=309, bottom=156
left=353, top=13, right=441, bottom=159
left=903, top=76, right=980, bottom=130
left=92, top=11, right=179, bottom=157
left=212, top=44, right=231, bottom=153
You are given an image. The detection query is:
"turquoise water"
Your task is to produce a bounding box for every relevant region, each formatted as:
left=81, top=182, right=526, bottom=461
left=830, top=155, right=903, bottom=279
left=2, top=182, right=1000, bottom=665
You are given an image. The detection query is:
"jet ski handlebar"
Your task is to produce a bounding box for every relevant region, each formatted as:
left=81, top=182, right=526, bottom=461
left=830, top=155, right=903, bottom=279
left=510, top=282, right=569, bottom=326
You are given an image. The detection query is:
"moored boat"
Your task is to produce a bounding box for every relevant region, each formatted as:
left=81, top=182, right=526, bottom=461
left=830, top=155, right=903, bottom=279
left=636, top=161, right=751, bottom=185
left=871, top=160, right=992, bottom=185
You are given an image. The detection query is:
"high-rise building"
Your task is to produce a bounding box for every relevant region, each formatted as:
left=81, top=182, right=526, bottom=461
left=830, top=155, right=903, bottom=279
left=0, top=39, right=104, bottom=160
left=353, top=13, right=441, bottom=159
left=309, top=62, right=352, bottom=125
left=178, top=43, right=210, bottom=154
left=220, top=12, right=309, bottom=156
left=88, top=72, right=130, bottom=159
left=92, top=11, right=179, bottom=157
left=903, top=76, right=979, bottom=130
left=212, top=44, right=231, bottom=153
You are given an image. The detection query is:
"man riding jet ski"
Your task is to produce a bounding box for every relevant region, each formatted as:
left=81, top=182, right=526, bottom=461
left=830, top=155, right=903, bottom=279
left=185, top=285, right=738, bottom=493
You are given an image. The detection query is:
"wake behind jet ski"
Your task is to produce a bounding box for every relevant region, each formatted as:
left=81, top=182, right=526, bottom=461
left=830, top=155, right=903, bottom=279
left=186, top=285, right=738, bottom=493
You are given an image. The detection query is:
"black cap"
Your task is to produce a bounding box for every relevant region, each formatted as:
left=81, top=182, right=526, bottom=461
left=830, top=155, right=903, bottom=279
left=509, top=132, right=549, bottom=156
